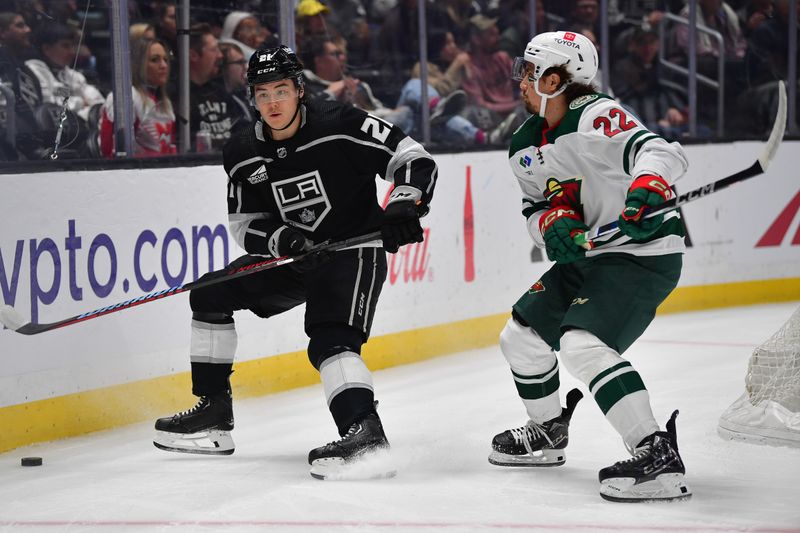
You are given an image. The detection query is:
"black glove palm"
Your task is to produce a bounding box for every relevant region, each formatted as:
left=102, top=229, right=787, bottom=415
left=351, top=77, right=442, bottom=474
left=381, top=200, right=424, bottom=253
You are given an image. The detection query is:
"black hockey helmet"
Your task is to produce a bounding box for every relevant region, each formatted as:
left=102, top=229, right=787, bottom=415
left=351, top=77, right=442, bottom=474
left=247, top=45, right=304, bottom=95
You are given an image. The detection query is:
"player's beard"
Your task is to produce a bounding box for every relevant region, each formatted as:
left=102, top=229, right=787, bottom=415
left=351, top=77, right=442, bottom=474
left=522, top=92, right=537, bottom=115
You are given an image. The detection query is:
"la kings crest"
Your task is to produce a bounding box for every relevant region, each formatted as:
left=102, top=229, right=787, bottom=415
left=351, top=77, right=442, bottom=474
left=271, top=170, right=331, bottom=231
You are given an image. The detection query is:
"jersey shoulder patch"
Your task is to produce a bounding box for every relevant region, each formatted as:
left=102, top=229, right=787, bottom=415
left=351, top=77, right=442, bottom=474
left=569, top=94, right=599, bottom=110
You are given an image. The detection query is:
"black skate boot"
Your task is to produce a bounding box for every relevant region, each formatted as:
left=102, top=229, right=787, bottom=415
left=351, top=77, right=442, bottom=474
left=153, top=390, right=234, bottom=455
left=308, top=412, right=395, bottom=480
left=489, top=388, right=583, bottom=467
left=599, top=410, right=692, bottom=502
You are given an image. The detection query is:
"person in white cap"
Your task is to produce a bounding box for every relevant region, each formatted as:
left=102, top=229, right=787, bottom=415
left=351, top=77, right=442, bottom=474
left=489, top=30, right=692, bottom=503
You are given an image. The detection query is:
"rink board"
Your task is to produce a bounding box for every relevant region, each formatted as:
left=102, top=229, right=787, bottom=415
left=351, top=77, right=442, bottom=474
left=1, top=141, right=799, bottom=452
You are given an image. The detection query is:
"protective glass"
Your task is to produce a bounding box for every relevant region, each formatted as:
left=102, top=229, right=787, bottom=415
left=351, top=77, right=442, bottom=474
left=511, top=57, right=536, bottom=82
left=253, top=86, right=298, bottom=104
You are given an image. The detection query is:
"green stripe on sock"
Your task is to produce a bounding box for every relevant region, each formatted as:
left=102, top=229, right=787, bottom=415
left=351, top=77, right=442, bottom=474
left=514, top=370, right=560, bottom=400
left=589, top=361, right=632, bottom=391
left=593, top=370, right=646, bottom=414
left=511, top=359, right=558, bottom=381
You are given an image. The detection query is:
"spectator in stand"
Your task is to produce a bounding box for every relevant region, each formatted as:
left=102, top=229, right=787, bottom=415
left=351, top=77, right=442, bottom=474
left=219, top=11, right=273, bottom=61
left=747, top=0, right=798, bottom=85
left=25, top=23, right=104, bottom=122
left=376, top=0, right=447, bottom=102
left=460, top=14, right=524, bottom=142
left=324, top=0, right=367, bottom=43
left=219, top=41, right=253, bottom=128
left=182, top=23, right=240, bottom=152
left=153, top=3, right=177, bottom=54
left=674, top=0, right=747, bottom=65
left=499, top=0, right=552, bottom=59
left=301, top=34, right=414, bottom=133
left=612, top=29, right=688, bottom=139
left=674, top=0, right=748, bottom=123
left=130, top=22, right=156, bottom=44
left=607, top=0, right=665, bottom=36
left=738, top=0, right=773, bottom=37
left=439, top=0, right=480, bottom=44
left=0, top=11, right=33, bottom=96
left=0, top=11, right=33, bottom=68
left=740, top=0, right=799, bottom=134
left=402, top=28, right=513, bottom=146
left=295, top=0, right=336, bottom=54
left=99, top=38, right=175, bottom=157
left=565, top=0, right=600, bottom=35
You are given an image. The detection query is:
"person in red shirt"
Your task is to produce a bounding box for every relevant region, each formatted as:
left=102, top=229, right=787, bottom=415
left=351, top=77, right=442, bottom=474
left=99, top=38, right=175, bottom=157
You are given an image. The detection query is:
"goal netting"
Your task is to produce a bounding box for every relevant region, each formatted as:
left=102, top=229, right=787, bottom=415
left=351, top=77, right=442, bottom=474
left=718, top=305, right=800, bottom=447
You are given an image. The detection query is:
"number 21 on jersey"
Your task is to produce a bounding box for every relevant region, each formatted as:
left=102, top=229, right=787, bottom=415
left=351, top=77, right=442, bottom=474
left=593, top=107, right=637, bottom=138
left=361, top=115, right=392, bottom=143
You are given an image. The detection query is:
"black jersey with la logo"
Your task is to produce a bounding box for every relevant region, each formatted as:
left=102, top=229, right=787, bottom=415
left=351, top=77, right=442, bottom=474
left=223, top=99, right=437, bottom=255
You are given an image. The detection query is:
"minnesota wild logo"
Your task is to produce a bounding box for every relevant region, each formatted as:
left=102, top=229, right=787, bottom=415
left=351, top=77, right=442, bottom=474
left=529, top=280, right=546, bottom=293
left=543, top=176, right=583, bottom=210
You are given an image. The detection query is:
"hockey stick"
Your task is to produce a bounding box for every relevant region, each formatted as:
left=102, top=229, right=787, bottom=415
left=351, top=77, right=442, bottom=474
left=0, top=231, right=382, bottom=336
left=574, top=81, right=787, bottom=250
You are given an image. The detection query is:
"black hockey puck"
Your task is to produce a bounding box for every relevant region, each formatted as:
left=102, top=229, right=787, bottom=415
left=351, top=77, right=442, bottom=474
left=21, top=457, right=42, bottom=467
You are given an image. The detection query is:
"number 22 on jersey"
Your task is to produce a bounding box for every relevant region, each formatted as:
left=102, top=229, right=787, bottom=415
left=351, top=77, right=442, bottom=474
left=593, top=107, right=637, bottom=138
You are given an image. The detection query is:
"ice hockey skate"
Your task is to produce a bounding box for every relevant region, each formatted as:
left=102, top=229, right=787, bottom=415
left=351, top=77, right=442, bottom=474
left=153, top=390, right=235, bottom=455
left=599, top=410, right=691, bottom=502
left=489, top=388, right=583, bottom=467
left=308, top=412, right=396, bottom=480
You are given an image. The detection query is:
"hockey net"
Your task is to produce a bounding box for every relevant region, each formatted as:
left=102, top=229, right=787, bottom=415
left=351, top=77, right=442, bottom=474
left=718, top=306, right=800, bottom=447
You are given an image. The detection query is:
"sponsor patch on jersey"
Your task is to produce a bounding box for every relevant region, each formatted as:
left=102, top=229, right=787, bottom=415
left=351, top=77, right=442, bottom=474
left=528, top=280, right=545, bottom=294
left=271, top=170, right=331, bottom=231
left=247, top=164, right=269, bottom=184
left=519, top=154, right=532, bottom=168
left=569, top=94, right=598, bottom=110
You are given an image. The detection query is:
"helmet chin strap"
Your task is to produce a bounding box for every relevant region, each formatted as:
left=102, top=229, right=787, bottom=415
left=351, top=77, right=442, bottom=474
left=533, top=82, right=567, bottom=118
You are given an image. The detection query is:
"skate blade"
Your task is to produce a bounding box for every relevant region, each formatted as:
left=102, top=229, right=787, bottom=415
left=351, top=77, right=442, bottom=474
left=599, top=473, right=692, bottom=502
left=153, top=429, right=235, bottom=456
left=488, top=448, right=565, bottom=467
left=310, top=447, right=397, bottom=480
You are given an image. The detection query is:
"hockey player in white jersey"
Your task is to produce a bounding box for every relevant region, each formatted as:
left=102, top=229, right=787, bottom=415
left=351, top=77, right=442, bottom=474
left=489, top=30, right=691, bottom=502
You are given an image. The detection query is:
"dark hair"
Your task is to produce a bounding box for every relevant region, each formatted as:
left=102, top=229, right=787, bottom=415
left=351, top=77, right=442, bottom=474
left=33, top=22, right=76, bottom=48
left=543, top=64, right=597, bottom=101
left=0, top=12, right=19, bottom=32
left=426, top=27, right=450, bottom=66
left=300, top=34, right=332, bottom=70
left=189, top=22, right=213, bottom=53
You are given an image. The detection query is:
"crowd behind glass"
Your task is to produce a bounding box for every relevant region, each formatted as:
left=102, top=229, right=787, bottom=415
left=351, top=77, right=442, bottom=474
left=0, top=0, right=795, bottom=162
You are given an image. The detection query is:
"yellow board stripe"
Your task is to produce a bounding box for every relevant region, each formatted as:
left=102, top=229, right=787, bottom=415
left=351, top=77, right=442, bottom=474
left=1, top=277, right=798, bottom=453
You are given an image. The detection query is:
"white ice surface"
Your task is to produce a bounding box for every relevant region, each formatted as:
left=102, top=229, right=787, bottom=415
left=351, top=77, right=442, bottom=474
left=2, top=303, right=800, bottom=532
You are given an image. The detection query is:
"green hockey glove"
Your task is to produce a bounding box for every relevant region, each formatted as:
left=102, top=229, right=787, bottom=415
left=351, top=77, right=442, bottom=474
left=618, top=174, right=673, bottom=240
left=538, top=206, right=589, bottom=264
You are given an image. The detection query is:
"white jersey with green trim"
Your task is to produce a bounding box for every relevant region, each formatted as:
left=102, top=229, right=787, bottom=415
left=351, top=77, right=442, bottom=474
left=507, top=93, right=689, bottom=257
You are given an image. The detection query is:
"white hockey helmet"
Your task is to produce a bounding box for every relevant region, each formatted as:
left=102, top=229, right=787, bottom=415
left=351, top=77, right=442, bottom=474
left=512, top=31, right=598, bottom=117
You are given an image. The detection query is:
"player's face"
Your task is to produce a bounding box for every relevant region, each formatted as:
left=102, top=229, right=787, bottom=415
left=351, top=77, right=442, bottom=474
left=254, top=79, right=303, bottom=134
left=518, top=65, right=543, bottom=115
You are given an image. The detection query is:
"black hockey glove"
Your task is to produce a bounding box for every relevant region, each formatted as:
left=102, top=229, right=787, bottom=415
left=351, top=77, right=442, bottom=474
left=381, top=200, right=424, bottom=254
left=269, top=225, right=311, bottom=257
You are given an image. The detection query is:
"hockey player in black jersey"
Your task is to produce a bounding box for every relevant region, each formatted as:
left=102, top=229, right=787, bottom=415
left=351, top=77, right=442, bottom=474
left=153, top=45, right=438, bottom=480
